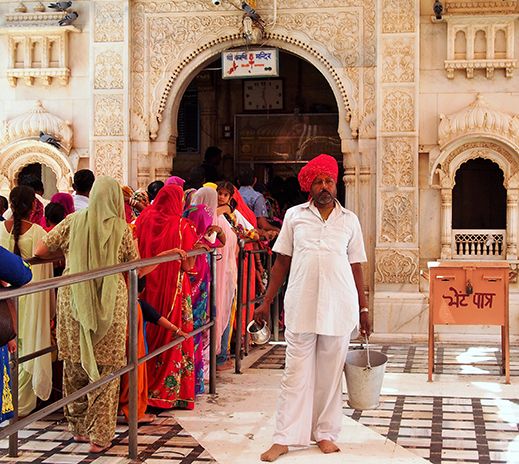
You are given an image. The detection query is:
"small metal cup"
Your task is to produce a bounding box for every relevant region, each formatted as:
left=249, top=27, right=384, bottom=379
left=246, top=320, right=271, bottom=345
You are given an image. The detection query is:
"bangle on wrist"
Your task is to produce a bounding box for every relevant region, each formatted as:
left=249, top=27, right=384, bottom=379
left=360, top=307, right=369, bottom=314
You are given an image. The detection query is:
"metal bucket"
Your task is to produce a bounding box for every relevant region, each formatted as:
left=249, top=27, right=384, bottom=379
left=344, top=339, right=388, bottom=410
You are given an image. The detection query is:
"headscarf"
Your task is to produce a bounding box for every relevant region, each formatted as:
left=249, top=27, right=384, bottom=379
left=185, top=204, right=212, bottom=237
left=233, top=188, right=257, bottom=228
left=68, top=176, right=127, bottom=381
left=165, top=176, right=185, bottom=188
left=183, top=188, right=196, bottom=212
left=29, top=197, right=45, bottom=228
left=129, top=189, right=150, bottom=217
left=51, top=192, right=75, bottom=216
left=121, top=185, right=136, bottom=223
left=191, top=187, right=218, bottom=225
left=203, top=182, right=218, bottom=190
left=136, top=185, right=184, bottom=263
left=297, top=153, right=338, bottom=192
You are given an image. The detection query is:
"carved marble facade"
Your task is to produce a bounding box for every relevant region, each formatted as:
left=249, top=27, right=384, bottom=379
left=0, top=0, right=518, bottom=338
left=375, top=0, right=420, bottom=292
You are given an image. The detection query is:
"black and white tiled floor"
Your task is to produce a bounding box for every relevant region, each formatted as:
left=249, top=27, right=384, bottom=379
left=0, top=413, right=216, bottom=464
left=251, top=343, right=519, bottom=376
left=344, top=396, right=519, bottom=464
left=1, top=343, right=517, bottom=464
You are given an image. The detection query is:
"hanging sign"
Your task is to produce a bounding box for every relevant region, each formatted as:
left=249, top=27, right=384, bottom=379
left=222, top=49, right=279, bottom=79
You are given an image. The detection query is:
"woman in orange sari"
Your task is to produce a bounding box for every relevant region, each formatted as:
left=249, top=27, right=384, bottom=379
left=135, top=185, right=198, bottom=409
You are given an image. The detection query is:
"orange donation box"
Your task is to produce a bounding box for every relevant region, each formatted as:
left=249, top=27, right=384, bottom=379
left=427, top=261, right=510, bottom=383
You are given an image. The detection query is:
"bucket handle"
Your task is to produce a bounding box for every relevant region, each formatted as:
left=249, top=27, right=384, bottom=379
left=365, top=334, right=372, bottom=369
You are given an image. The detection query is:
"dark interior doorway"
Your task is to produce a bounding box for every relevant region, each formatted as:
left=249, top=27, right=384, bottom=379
left=452, top=157, right=506, bottom=229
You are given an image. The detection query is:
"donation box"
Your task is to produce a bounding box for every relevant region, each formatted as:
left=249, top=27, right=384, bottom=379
left=428, top=261, right=510, bottom=383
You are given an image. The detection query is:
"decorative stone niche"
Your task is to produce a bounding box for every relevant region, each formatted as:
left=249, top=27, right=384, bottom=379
left=442, top=15, right=518, bottom=79
left=0, top=11, right=79, bottom=87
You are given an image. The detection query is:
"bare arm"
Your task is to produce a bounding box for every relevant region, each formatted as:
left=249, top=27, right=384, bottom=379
left=138, top=248, right=187, bottom=277
left=33, top=240, right=64, bottom=261
left=254, top=253, right=291, bottom=323
left=257, top=216, right=280, bottom=233
left=351, top=262, right=371, bottom=336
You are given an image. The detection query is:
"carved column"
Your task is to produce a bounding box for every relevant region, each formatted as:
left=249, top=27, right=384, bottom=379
left=375, top=0, right=420, bottom=289
left=506, top=188, right=518, bottom=259
left=91, top=0, right=129, bottom=183
left=440, top=188, right=453, bottom=259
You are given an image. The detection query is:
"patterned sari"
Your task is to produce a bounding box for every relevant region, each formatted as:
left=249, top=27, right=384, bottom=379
left=184, top=205, right=214, bottom=394
left=0, top=345, right=14, bottom=423
left=136, top=185, right=197, bottom=409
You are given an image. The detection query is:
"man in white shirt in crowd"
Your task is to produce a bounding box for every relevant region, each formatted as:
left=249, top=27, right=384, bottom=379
left=255, top=153, right=370, bottom=462
left=72, top=169, right=95, bottom=211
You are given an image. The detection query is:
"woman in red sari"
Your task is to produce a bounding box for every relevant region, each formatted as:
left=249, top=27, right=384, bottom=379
left=135, top=185, right=198, bottom=409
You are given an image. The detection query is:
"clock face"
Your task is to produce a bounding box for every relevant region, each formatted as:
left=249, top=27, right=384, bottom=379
left=243, top=79, right=283, bottom=111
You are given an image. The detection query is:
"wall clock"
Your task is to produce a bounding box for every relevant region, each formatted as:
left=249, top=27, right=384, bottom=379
left=243, top=79, right=283, bottom=111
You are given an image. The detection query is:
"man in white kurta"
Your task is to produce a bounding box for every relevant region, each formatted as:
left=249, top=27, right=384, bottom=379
left=255, top=154, right=370, bottom=462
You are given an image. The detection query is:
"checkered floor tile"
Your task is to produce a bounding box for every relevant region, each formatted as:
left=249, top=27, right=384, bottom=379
left=344, top=395, right=519, bottom=464
left=0, top=413, right=215, bottom=463
left=250, top=343, right=519, bottom=376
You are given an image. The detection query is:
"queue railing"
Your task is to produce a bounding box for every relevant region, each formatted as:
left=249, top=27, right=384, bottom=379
left=233, top=239, right=283, bottom=374
left=0, top=248, right=217, bottom=461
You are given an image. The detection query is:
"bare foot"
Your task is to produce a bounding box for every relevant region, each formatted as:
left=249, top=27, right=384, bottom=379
left=216, top=359, right=234, bottom=371
left=317, top=439, right=340, bottom=454
left=138, top=413, right=156, bottom=424
left=260, top=444, right=289, bottom=462
left=119, top=413, right=156, bottom=425
left=89, top=441, right=111, bottom=453
left=73, top=435, right=89, bottom=443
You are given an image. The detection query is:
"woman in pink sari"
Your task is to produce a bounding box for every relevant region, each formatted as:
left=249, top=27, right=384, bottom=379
left=192, top=187, right=237, bottom=368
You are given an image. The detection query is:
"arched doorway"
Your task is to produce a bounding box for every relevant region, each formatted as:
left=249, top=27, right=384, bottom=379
left=18, top=163, right=59, bottom=200
left=453, top=158, right=506, bottom=229
left=0, top=140, right=74, bottom=197
left=452, top=158, right=506, bottom=258
left=171, top=50, right=345, bottom=204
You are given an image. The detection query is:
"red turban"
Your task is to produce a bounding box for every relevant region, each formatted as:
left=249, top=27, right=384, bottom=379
left=297, top=154, right=338, bottom=192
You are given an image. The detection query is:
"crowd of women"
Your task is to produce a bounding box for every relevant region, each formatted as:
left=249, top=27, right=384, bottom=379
left=0, top=171, right=277, bottom=453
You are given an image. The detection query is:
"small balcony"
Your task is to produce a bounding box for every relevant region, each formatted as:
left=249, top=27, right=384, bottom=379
left=452, top=229, right=506, bottom=259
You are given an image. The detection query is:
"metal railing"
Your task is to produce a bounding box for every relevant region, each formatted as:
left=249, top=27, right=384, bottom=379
left=234, top=239, right=282, bottom=374
left=0, top=248, right=217, bottom=461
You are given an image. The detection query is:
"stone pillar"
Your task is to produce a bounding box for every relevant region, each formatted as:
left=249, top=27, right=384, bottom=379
left=506, top=188, right=518, bottom=259
left=374, top=0, right=420, bottom=290
left=440, top=188, right=453, bottom=259
left=91, top=0, right=129, bottom=184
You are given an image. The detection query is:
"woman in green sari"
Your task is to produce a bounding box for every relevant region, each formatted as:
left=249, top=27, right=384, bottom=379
left=35, top=176, right=138, bottom=453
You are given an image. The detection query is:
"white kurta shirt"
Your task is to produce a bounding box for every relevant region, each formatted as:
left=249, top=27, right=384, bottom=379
left=272, top=200, right=367, bottom=336
left=72, top=194, right=89, bottom=211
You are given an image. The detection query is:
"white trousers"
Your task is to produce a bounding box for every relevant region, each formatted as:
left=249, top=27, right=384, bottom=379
left=272, top=329, right=350, bottom=446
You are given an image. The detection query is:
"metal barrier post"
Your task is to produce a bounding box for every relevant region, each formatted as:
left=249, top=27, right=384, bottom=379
left=127, top=268, right=139, bottom=460
left=234, top=241, right=244, bottom=374
left=244, top=250, right=253, bottom=356
left=8, top=297, right=19, bottom=458
left=209, top=250, right=217, bottom=394
left=267, top=253, right=279, bottom=342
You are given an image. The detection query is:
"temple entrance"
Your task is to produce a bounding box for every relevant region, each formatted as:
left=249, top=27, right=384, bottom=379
left=173, top=50, right=345, bottom=205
